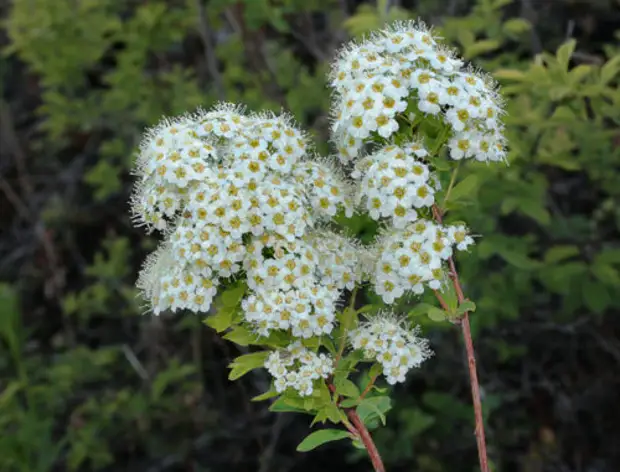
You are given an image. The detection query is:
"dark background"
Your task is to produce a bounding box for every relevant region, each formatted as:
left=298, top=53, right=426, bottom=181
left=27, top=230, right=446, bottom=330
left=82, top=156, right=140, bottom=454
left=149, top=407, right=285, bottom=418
left=1, top=1, right=619, bottom=471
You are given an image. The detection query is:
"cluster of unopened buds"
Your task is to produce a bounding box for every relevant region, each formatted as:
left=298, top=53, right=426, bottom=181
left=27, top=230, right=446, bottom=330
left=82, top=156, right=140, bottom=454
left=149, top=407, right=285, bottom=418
left=132, top=20, right=505, bottom=399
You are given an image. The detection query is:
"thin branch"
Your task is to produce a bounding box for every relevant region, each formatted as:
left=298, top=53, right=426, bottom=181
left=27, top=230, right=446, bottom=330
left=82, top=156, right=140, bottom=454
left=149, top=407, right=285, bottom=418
left=347, top=409, right=386, bottom=472
left=327, top=381, right=384, bottom=472
left=433, top=204, right=490, bottom=472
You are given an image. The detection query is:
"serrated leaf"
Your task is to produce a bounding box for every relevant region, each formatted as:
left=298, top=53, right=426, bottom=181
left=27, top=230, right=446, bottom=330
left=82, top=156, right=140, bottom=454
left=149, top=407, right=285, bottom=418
left=296, top=429, right=350, bottom=452
left=311, top=403, right=342, bottom=426
left=205, top=308, right=234, bottom=333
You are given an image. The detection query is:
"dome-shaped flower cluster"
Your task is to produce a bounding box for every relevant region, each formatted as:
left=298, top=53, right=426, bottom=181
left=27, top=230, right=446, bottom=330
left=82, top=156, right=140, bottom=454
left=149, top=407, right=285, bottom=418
left=352, top=141, right=439, bottom=227
left=136, top=244, right=220, bottom=315
left=370, top=220, right=474, bottom=303
left=132, top=104, right=355, bottom=317
left=265, top=342, right=334, bottom=396
left=241, top=229, right=364, bottom=339
left=328, top=21, right=506, bottom=163
left=132, top=20, right=509, bottom=400
left=350, top=312, right=432, bottom=384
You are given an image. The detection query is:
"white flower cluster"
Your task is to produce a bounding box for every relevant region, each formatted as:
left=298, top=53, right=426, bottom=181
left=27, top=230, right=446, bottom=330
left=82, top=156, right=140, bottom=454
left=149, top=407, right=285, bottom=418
left=352, top=141, right=439, bottom=227
left=329, top=21, right=506, bottom=163
left=305, top=228, right=362, bottom=291
left=371, top=220, right=474, bottom=303
left=265, top=342, right=334, bottom=396
left=350, top=313, right=432, bottom=385
left=137, top=244, right=220, bottom=315
left=132, top=104, right=354, bottom=315
left=241, top=230, right=364, bottom=339
left=292, top=159, right=354, bottom=220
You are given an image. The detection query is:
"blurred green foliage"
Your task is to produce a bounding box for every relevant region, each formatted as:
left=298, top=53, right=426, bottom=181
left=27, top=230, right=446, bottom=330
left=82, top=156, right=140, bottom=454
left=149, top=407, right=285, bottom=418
left=1, top=0, right=619, bottom=471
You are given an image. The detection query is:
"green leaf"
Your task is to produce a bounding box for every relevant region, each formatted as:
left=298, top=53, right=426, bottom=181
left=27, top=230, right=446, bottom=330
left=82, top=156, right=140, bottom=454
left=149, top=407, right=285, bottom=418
left=569, top=64, right=593, bottom=84
left=251, top=388, right=279, bottom=402
left=302, top=336, right=321, bottom=351
left=465, top=39, right=500, bottom=58
left=334, top=376, right=361, bottom=398
left=223, top=325, right=259, bottom=346
left=456, top=300, right=476, bottom=316
left=427, top=306, right=448, bottom=322
left=205, top=307, right=235, bottom=333
left=311, top=403, right=342, bottom=426
left=409, top=302, right=447, bottom=321
left=494, top=69, right=527, bottom=81
left=557, top=39, right=576, bottom=71
left=228, top=351, right=269, bottom=381
left=357, top=396, right=391, bottom=426
left=340, top=398, right=360, bottom=408
left=368, top=362, right=383, bottom=379
left=502, top=18, right=531, bottom=36
left=597, top=248, right=620, bottom=264
left=448, top=175, right=479, bottom=203
left=518, top=198, right=551, bottom=225
left=296, top=429, right=350, bottom=452
left=591, top=262, right=620, bottom=287
left=600, top=55, right=620, bottom=85
left=582, top=278, right=610, bottom=314
left=221, top=283, right=247, bottom=307
left=497, top=248, right=541, bottom=270
left=269, top=395, right=307, bottom=413
left=544, top=246, right=580, bottom=264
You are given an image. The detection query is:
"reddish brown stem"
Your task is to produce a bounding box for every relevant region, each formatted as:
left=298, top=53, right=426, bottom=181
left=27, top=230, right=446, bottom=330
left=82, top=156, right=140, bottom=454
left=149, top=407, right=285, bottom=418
left=348, top=409, right=386, bottom=472
left=327, top=381, right=386, bottom=472
left=432, top=204, right=490, bottom=472
left=460, top=311, right=490, bottom=472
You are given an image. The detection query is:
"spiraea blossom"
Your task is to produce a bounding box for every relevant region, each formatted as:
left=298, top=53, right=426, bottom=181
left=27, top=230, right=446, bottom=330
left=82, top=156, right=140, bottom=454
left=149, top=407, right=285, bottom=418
left=132, top=19, right=507, bottom=415
left=132, top=103, right=355, bottom=316
left=265, top=342, right=334, bottom=396
left=328, top=20, right=506, bottom=163
left=350, top=312, right=432, bottom=385
left=240, top=230, right=366, bottom=338
left=352, top=141, right=440, bottom=227
left=371, top=220, right=474, bottom=303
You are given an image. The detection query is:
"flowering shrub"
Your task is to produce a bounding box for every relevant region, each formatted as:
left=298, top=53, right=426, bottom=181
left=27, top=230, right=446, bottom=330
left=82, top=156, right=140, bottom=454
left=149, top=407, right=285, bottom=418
left=131, top=20, right=504, bottom=471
